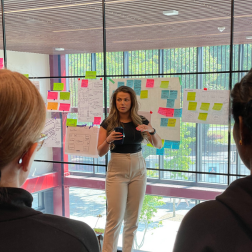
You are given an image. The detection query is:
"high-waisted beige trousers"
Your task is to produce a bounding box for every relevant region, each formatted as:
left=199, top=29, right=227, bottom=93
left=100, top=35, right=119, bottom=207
left=102, top=152, right=147, bottom=252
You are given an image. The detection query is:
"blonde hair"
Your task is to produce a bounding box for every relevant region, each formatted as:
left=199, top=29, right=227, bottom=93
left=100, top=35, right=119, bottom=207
left=105, top=86, right=148, bottom=148
left=0, top=69, right=46, bottom=169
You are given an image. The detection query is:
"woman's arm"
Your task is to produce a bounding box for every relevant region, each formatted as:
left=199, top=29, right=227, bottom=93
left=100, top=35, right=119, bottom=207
left=136, top=123, right=163, bottom=149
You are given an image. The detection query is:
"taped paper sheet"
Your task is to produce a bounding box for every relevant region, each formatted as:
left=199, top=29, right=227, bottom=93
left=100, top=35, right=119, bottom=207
left=43, top=119, right=62, bottom=148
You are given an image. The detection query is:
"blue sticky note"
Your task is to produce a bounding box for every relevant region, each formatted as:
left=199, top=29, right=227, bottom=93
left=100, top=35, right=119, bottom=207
left=170, top=90, right=178, bottom=99
left=134, top=80, right=142, bottom=95
left=156, top=148, right=164, bottom=155
left=164, top=140, right=172, bottom=148
left=166, top=99, right=175, bottom=108
left=172, top=141, right=180, bottom=149
left=118, top=81, right=124, bottom=88
left=126, top=80, right=134, bottom=88
left=160, top=118, right=168, bottom=127
left=161, top=90, right=170, bottom=99
left=174, top=109, right=182, bottom=117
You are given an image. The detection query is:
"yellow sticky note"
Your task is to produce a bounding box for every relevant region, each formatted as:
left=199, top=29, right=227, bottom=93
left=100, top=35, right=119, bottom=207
left=200, top=103, right=210, bottom=111
left=53, top=83, right=64, bottom=91
left=147, top=139, right=164, bottom=148
left=23, top=74, right=29, bottom=78
left=188, top=102, right=197, bottom=111
left=167, top=119, right=176, bottom=127
left=187, top=92, right=196, bottom=101
left=198, top=113, right=208, bottom=121
left=212, top=103, right=223, bottom=111
left=85, top=71, right=96, bottom=79
left=47, top=102, right=58, bottom=110
left=160, top=81, right=169, bottom=88
left=66, top=119, right=77, bottom=127
left=140, top=90, right=148, bottom=99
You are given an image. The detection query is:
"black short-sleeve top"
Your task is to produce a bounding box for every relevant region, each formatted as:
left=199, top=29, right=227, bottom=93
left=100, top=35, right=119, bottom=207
left=100, top=115, right=149, bottom=153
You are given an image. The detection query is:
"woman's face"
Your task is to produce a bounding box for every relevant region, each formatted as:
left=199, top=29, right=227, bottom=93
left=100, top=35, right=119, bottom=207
left=116, top=92, right=131, bottom=114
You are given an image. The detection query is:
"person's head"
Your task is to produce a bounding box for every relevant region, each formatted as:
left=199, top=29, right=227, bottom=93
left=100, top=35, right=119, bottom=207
left=0, top=69, right=46, bottom=187
left=231, top=68, right=252, bottom=170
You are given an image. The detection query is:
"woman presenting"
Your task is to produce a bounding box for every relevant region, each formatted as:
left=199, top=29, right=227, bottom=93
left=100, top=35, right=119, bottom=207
left=97, top=86, right=162, bottom=252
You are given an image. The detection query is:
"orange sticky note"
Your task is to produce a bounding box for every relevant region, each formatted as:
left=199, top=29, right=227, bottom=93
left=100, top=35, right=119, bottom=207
left=47, top=102, right=58, bottom=110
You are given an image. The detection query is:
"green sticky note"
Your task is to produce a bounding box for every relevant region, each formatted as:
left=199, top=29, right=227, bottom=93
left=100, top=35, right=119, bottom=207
left=147, top=139, right=164, bottom=148
left=160, top=81, right=169, bottom=88
left=23, top=74, right=29, bottom=78
left=198, top=113, right=208, bottom=121
left=60, top=92, right=70, bottom=100
left=108, top=78, right=115, bottom=84
left=187, top=92, right=196, bottom=101
left=200, top=103, right=210, bottom=111
left=212, top=103, right=223, bottom=111
left=188, top=102, right=197, bottom=111
left=140, top=90, right=148, bottom=99
left=85, top=71, right=96, bottom=79
left=66, top=119, right=77, bottom=127
left=179, top=76, right=182, bottom=85
left=53, top=83, right=64, bottom=91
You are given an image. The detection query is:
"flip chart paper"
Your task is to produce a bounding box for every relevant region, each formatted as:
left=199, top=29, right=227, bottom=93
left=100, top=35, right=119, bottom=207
left=108, top=78, right=115, bottom=84
left=53, top=83, right=64, bottom=91
left=59, top=103, right=70, bottom=111
left=188, top=102, right=197, bottom=111
left=212, top=103, right=223, bottom=111
left=81, top=79, right=88, bottom=87
left=200, top=103, right=210, bottom=111
left=66, top=119, right=77, bottom=127
left=60, top=92, right=70, bottom=100
left=47, top=102, right=58, bottom=110
left=43, top=119, right=61, bottom=148
left=158, top=107, right=174, bottom=117
left=169, top=90, right=178, bottom=99
left=140, top=90, right=148, bottom=99
left=156, top=148, right=164, bottom=155
left=166, top=99, right=175, bottom=108
left=93, top=117, right=101, bottom=125
left=167, top=119, right=176, bottom=127
left=127, top=80, right=134, bottom=88
left=187, top=92, right=196, bottom=101
left=118, top=81, right=124, bottom=88
left=146, top=79, right=154, bottom=88
left=160, top=118, right=168, bottom=127
left=160, top=81, right=169, bottom=88
left=134, top=80, right=142, bottom=95
left=172, top=141, right=180, bottom=149
left=85, top=71, right=96, bottom=79
left=161, top=90, right=170, bottom=99
left=174, top=109, right=182, bottom=117
left=47, top=91, right=58, bottom=100
left=198, top=113, right=208, bottom=121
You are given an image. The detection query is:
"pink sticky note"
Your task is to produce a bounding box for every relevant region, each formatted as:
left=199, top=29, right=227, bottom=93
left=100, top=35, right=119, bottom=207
left=59, top=103, right=70, bottom=111
left=93, top=117, right=101, bottom=125
left=81, top=79, right=88, bottom=87
left=146, top=79, right=154, bottom=88
left=47, top=91, right=58, bottom=100
left=158, top=107, right=174, bottom=117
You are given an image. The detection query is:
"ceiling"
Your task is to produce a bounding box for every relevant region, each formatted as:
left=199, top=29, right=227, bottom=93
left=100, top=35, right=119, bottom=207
left=0, top=0, right=252, bottom=54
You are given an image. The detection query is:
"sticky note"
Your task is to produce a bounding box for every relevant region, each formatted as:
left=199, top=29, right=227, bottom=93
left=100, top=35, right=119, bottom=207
left=66, top=119, right=77, bottom=127
left=81, top=79, right=88, bottom=87
left=85, top=71, right=96, bottom=79
left=118, top=81, right=124, bottom=88
left=167, top=119, right=176, bottom=127
left=188, top=102, right=197, bottom=111
left=169, top=90, right=178, bottom=99
left=174, top=109, right=182, bottom=117
left=126, top=80, right=134, bottom=88
left=160, top=81, right=169, bottom=88
left=160, top=118, right=168, bottom=127
left=134, top=80, right=142, bottom=95
left=166, top=99, right=175, bottom=108
left=146, top=79, right=154, bottom=88
left=59, top=103, right=70, bottom=111
left=47, top=91, right=58, bottom=100
left=53, top=83, right=64, bottom=91
left=164, top=140, right=172, bottom=148
left=212, top=103, right=223, bottom=111
left=179, top=76, right=182, bottom=85
left=198, top=113, right=208, bottom=121
left=161, top=90, right=170, bottom=99
left=187, top=92, right=196, bottom=101
left=147, top=142, right=154, bottom=148
left=156, top=148, right=164, bottom=155
left=172, top=141, right=180, bottom=149
left=47, top=102, right=58, bottom=110
left=23, top=74, right=29, bottom=78
left=60, top=92, right=70, bottom=100
left=200, top=103, right=210, bottom=111
left=140, top=90, right=148, bottom=99
left=108, top=78, right=115, bottom=84
left=158, top=107, right=174, bottom=117
left=93, top=117, right=102, bottom=125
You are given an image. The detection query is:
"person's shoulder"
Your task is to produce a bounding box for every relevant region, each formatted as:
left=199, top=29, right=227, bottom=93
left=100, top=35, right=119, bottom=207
left=100, top=118, right=108, bottom=129
left=138, top=115, right=149, bottom=125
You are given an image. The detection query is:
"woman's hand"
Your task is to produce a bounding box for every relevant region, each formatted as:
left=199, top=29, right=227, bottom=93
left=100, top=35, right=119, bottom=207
left=106, top=130, right=123, bottom=143
left=136, top=124, right=154, bottom=133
